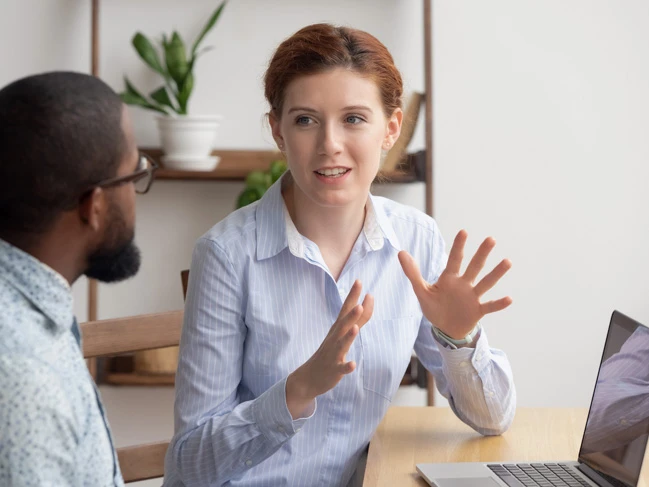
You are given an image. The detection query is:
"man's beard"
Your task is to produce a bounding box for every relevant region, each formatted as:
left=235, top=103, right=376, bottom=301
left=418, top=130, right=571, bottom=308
left=84, top=201, right=141, bottom=283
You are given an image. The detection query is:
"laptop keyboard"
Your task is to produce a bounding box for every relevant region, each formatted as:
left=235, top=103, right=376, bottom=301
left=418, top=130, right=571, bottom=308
left=487, top=463, right=592, bottom=487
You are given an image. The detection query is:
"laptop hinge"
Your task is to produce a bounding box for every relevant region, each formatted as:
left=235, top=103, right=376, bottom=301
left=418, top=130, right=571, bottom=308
left=577, top=462, right=620, bottom=487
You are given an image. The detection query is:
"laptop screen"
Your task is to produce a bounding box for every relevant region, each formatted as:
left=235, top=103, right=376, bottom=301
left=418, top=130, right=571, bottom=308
left=578, top=311, right=649, bottom=487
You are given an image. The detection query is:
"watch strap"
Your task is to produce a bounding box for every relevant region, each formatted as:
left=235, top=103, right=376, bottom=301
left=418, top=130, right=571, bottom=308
left=432, top=323, right=481, bottom=349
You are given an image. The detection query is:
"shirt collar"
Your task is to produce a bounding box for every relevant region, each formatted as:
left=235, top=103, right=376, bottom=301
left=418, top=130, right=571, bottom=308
left=365, top=194, right=401, bottom=251
left=255, top=174, right=401, bottom=260
left=0, top=238, right=73, bottom=334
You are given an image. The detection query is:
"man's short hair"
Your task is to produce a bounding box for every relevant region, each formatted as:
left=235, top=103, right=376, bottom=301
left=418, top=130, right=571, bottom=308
left=0, top=71, right=126, bottom=236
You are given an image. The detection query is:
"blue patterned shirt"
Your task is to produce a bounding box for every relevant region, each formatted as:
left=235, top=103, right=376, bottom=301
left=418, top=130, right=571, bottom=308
left=0, top=239, right=123, bottom=486
left=163, top=177, right=516, bottom=487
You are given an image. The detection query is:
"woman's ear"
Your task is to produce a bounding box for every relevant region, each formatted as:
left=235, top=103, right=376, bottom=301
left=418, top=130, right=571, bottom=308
left=383, top=108, right=403, bottom=150
left=268, top=111, right=285, bottom=151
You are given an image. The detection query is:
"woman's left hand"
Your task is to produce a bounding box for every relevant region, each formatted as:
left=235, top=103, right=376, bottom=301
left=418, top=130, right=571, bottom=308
left=398, top=229, right=512, bottom=340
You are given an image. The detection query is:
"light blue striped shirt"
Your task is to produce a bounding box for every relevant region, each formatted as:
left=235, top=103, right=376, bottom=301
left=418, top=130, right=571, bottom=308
left=163, top=177, right=516, bottom=487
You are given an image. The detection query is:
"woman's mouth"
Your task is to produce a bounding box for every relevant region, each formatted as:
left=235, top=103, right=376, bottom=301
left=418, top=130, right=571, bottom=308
left=314, top=168, right=350, bottom=178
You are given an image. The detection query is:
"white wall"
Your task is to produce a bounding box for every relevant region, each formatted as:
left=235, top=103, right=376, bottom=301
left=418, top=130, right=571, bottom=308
left=2, top=0, right=648, bottom=408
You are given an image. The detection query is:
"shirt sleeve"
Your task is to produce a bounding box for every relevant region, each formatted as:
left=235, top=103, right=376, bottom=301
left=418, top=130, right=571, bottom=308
left=168, top=237, right=314, bottom=486
left=0, top=355, right=80, bottom=486
left=412, top=222, right=516, bottom=436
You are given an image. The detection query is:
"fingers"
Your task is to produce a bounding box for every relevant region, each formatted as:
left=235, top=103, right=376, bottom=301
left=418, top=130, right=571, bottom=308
left=336, top=292, right=374, bottom=338
left=357, top=293, right=374, bottom=330
left=481, top=296, right=513, bottom=314
left=338, top=360, right=356, bottom=375
left=474, top=258, right=512, bottom=296
left=463, top=237, right=496, bottom=283
left=398, top=251, right=427, bottom=296
left=445, top=230, right=467, bottom=275
left=336, top=324, right=359, bottom=364
left=339, top=280, right=362, bottom=319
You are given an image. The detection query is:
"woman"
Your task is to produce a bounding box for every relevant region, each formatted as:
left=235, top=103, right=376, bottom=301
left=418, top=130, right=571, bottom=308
left=164, top=23, right=516, bottom=487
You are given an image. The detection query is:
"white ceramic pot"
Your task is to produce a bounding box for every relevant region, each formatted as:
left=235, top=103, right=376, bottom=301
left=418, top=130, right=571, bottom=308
left=156, top=114, right=223, bottom=171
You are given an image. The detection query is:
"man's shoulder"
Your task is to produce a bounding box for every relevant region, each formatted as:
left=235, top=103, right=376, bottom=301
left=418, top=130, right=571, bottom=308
left=0, top=278, right=57, bottom=354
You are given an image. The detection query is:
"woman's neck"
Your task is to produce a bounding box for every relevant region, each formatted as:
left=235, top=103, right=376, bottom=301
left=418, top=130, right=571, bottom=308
left=282, top=178, right=366, bottom=276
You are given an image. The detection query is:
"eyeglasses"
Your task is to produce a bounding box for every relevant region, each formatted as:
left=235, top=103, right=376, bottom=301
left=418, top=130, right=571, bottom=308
left=89, top=152, right=158, bottom=195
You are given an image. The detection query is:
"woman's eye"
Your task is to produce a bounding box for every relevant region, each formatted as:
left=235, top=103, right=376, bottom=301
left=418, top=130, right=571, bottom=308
left=346, top=115, right=364, bottom=124
left=296, top=116, right=312, bottom=126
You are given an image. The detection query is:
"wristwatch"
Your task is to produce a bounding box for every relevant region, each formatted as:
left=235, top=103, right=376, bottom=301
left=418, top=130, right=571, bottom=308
left=432, top=324, right=481, bottom=350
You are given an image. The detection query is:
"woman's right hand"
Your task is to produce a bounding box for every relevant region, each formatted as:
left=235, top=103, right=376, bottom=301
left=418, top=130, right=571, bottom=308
left=286, top=280, right=374, bottom=419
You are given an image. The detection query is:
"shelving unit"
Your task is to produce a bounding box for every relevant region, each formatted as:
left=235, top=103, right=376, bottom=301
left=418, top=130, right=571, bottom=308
left=90, top=0, right=435, bottom=404
left=141, top=148, right=419, bottom=183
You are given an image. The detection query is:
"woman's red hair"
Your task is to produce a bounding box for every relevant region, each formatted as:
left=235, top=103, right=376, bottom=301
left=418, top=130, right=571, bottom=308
left=264, top=23, right=403, bottom=118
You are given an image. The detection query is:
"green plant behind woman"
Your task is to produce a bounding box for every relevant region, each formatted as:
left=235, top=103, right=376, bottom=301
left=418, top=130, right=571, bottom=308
left=120, top=1, right=227, bottom=115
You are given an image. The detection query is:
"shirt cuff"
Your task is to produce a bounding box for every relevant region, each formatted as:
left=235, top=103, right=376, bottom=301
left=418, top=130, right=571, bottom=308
left=433, top=327, right=492, bottom=375
left=252, top=376, right=317, bottom=445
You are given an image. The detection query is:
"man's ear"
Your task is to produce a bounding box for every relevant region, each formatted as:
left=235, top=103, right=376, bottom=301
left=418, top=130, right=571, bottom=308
left=78, top=187, right=106, bottom=232
left=268, top=111, right=285, bottom=150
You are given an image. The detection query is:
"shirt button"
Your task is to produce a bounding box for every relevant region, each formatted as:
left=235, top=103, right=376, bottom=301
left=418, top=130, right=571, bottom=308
left=278, top=426, right=285, bottom=433
left=620, top=418, right=629, bottom=425
left=488, top=391, right=495, bottom=397
left=245, top=460, right=252, bottom=467
left=460, top=361, right=468, bottom=367
left=476, top=353, right=483, bottom=361
left=339, top=289, right=346, bottom=297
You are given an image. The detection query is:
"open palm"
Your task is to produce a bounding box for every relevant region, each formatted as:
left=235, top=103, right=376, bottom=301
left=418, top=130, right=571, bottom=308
left=399, top=230, right=512, bottom=340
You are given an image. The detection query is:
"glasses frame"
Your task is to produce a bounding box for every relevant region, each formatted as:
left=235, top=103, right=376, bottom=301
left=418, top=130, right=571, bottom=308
left=86, top=152, right=158, bottom=197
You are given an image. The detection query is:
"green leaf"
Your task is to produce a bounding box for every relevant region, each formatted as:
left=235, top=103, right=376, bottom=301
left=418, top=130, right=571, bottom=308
left=123, top=77, right=147, bottom=100
left=269, top=160, right=288, bottom=183
left=236, top=186, right=264, bottom=208
left=164, top=32, right=189, bottom=86
left=191, top=46, right=215, bottom=63
left=177, top=72, right=194, bottom=115
left=132, top=33, right=167, bottom=77
left=120, top=77, right=169, bottom=114
left=150, top=86, right=177, bottom=111
left=191, top=1, right=226, bottom=56
left=246, top=171, right=271, bottom=189
left=120, top=92, right=168, bottom=114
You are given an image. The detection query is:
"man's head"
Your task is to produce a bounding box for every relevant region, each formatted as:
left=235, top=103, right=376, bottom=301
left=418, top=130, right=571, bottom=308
left=0, top=71, right=151, bottom=283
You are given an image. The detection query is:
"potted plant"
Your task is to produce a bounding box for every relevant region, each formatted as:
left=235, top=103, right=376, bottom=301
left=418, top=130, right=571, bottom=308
left=237, top=160, right=288, bottom=208
left=120, top=1, right=227, bottom=171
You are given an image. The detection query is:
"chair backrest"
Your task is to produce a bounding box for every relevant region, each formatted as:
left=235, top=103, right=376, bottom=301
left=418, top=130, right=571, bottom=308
left=81, top=310, right=183, bottom=483
left=181, top=269, right=189, bottom=300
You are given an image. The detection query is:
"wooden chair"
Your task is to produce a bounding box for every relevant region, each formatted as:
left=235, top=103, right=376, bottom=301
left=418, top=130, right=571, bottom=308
left=181, top=269, right=189, bottom=300
left=80, top=310, right=183, bottom=483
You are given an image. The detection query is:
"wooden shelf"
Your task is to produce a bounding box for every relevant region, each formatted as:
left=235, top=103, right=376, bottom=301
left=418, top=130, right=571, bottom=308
left=141, top=148, right=418, bottom=183
left=104, top=372, right=175, bottom=386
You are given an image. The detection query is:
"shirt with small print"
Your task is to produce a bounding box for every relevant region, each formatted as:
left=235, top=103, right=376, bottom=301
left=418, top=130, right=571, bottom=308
left=163, top=175, right=517, bottom=487
left=0, top=239, right=123, bottom=486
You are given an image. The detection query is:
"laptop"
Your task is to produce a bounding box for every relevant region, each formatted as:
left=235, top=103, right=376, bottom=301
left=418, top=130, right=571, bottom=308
left=417, top=310, right=649, bottom=487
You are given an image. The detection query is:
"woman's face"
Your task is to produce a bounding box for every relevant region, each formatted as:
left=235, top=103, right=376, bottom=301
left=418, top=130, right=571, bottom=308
left=270, top=68, right=402, bottom=210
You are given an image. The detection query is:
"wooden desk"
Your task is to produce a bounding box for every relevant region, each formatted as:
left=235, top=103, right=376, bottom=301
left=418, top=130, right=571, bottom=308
left=364, top=407, right=649, bottom=487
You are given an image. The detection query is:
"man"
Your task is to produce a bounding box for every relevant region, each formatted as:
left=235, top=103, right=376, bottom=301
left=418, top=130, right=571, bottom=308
left=0, top=72, right=156, bottom=485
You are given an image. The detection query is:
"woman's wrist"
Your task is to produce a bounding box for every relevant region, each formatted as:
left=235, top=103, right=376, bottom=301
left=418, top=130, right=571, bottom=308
left=286, top=368, right=315, bottom=419
left=432, top=323, right=481, bottom=349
